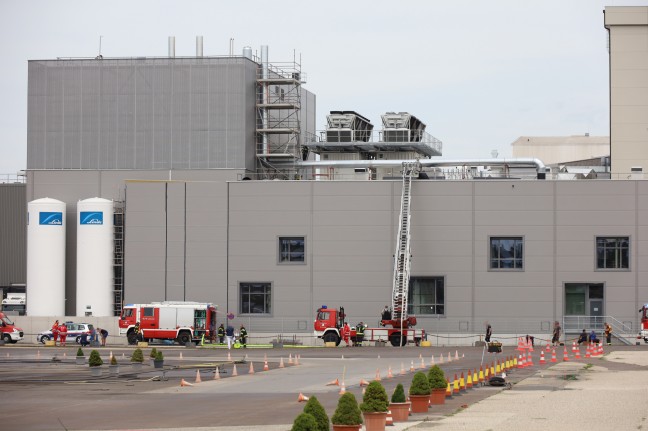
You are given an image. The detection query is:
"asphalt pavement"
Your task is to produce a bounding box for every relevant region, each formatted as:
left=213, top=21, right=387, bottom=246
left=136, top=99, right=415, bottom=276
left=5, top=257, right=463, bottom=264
left=0, top=343, right=646, bottom=430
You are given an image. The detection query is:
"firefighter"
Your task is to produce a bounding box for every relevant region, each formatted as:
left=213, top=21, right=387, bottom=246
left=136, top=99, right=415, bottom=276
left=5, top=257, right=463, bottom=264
left=342, top=322, right=351, bottom=347
left=239, top=324, right=248, bottom=348
left=58, top=322, right=68, bottom=347
left=217, top=324, right=225, bottom=345
left=51, top=320, right=59, bottom=345
left=355, top=322, right=365, bottom=346
left=134, top=322, right=142, bottom=342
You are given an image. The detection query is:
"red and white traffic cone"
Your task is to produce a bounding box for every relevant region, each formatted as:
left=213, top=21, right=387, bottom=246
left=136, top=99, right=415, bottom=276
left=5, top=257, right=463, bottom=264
left=563, top=347, right=569, bottom=362
left=551, top=349, right=557, bottom=363
left=539, top=350, right=546, bottom=364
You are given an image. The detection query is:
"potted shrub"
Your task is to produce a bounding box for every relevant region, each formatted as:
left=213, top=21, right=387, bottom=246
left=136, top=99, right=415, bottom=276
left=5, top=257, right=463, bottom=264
left=291, top=412, right=318, bottom=431
left=303, top=396, right=329, bottom=431
left=331, top=392, right=363, bottom=431
left=389, top=383, right=410, bottom=422
left=409, top=371, right=431, bottom=413
left=153, top=350, right=164, bottom=368
left=359, top=380, right=389, bottom=431
left=88, top=350, right=103, bottom=377
left=75, top=347, right=85, bottom=365
left=131, top=347, right=144, bottom=372
left=109, top=355, right=119, bottom=375
left=427, top=365, right=448, bottom=405
left=149, top=347, right=158, bottom=362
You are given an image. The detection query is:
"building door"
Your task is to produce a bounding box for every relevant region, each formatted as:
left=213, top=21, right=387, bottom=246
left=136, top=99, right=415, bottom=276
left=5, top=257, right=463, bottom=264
left=564, top=283, right=604, bottom=331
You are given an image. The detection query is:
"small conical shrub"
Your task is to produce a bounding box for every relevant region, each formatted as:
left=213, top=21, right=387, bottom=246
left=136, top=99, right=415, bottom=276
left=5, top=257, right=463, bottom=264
left=303, top=395, right=329, bottom=431
left=427, top=365, right=448, bottom=389
left=291, top=412, right=318, bottom=431
left=360, top=380, right=389, bottom=413
left=76, top=347, right=84, bottom=357
left=409, top=371, right=431, bottom=395
left=149, top=347, right=158, bottom=359
left=131, top=348, right=144, bottom=363
left=88, top=350, right=103, bottom=367
left=331, top=392, right=363, bottom=425
left=155, top=350, right=164, bottom=361
left=391, top=383, right=406, bottom=403
left=110, top=355, right=118, bottom=366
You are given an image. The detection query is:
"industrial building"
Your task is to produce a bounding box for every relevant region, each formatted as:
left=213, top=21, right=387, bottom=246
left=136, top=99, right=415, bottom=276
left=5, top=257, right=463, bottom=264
left=1, top=7, right=647, bottom=343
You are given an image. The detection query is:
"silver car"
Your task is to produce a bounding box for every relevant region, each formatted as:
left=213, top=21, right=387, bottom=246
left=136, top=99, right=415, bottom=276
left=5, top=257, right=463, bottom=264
left=37, top=322, right=95, bottom=344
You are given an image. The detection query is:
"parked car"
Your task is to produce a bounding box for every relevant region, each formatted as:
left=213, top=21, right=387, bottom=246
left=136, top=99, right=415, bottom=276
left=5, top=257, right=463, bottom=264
left=37, top=322, right=95, bottom=344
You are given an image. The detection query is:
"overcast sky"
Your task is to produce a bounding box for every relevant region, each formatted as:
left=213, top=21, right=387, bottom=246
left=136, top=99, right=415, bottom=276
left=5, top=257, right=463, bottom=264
left=1, top=0, right=645, bottom=174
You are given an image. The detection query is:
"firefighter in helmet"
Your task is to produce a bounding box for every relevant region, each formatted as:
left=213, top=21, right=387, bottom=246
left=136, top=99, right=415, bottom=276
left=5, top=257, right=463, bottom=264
left=134, top=321, right=142, bottom=342
left=355, top=322, right=365, bottom=346
left=217, top=323, right=225, bottom=345
left=239, top=324, right=248, bottom=348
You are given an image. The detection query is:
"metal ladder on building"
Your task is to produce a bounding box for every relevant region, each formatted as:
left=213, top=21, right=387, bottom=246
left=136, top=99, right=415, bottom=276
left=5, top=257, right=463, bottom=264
left=113, top=202, right=125, bottom=316
left=391, top=162, right=420, bottom=322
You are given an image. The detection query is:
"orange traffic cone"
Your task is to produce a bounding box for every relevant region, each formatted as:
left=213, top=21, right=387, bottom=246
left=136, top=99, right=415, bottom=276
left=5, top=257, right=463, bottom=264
left=295, top=355, right=300, bottom=365
left=279, top=357, right=285, bottom=368
left=227, top=352, right=232, bottom=361
left=326, top=378, right=340, bottom=386
left=400, top=362, right=406, bottom=375
left=439, top=354, right=444, bottom=364
left=459, top=372, right=466, bottom=392
left=339, top=381, right=346, bottom=395
left=598, top=343, right=604, bottom=355
left=180, top=378, right=193, bottom=387
left=572, top=341, right=577, bottom=352
left=232, top=364, right=238, bottom=376
left=420, top=357, right=425, bottom=369
left=430, top=356, right=435, bottom=366
left=452, top=374, right=460, bottom=395
left=446, top=377, right=453, bottom=398
left=447, top=352, right=452, bottom=363
left=466, top=370, right=473, bottom=389
left=455, top=350, right=459, bottom=360
left=478, top=366, right=485, bottom=383
left=375, top=369, right=381, bottom=381
left=248, top=362, right=255, bottom=374
left=297, top=393, right=309, bottom=402
left=539, top=350, right=546, bottom=364
left=288, top=354, right=293, bottom=364
left=526, top=351, right=534, bottom=367
left=387, top=366, right=393, bottom=379
left=516, top=337, right=526, bottom=351
left=410, top=361, right=415, bottom=372
left=563, top=347, right=569, bottom=362
left=214, top=367, right=220, bottom=380
left=585, top=344, right=591, bottom=358
left=551, top=349, right=557, bottom=363
left=263, top=360, right=269, bottom=371
left=517, top=354, right=525, bottom=369
left=359, top=378, right=370, bottom=387
left=546, top=343, right=551, bottom=352
left=575, top=347, right=581, bottom=359
left=195, top=370, right=202, bottom=383
left=386, top=410, right=393, bottom=426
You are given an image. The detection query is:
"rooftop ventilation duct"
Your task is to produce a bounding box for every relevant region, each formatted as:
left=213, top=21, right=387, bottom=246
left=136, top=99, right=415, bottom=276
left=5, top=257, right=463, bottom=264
left=196, top=36, right=203, bottom=57
left=168, top=36, right=175, bottom=58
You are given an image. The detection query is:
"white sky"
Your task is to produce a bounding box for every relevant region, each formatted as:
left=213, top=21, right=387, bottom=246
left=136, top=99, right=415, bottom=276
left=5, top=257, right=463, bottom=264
left=1, top=0, right=645, bottom=174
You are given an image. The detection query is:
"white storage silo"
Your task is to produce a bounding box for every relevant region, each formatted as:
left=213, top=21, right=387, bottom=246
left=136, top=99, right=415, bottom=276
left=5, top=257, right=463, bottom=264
left=77, top=198, right=114, bottom=317
left=26, top=198, right=66, bottom=316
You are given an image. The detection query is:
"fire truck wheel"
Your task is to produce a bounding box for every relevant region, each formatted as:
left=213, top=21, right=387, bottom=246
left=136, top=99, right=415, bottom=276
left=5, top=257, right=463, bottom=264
left=127, top=331, right=138, bottom=345
left=389, top=333, right=407, bottom=347
left=177, top=332, right=192, bottom=345
left=3, top=334, right=11, bottom=343
left=323, top=332, right=340, bottom=346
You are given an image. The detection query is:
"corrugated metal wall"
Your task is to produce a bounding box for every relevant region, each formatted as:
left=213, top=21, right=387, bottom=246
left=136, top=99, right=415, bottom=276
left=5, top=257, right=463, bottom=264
left=0, top=184, right=26, bottom=286
left=27, top=57, right=258, bottom=171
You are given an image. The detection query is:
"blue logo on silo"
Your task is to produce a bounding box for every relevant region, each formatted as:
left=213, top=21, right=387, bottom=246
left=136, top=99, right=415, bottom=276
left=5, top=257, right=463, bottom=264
left=39, top=212, right=63, bottom=225
left=80, top=211, right=103, bottom=225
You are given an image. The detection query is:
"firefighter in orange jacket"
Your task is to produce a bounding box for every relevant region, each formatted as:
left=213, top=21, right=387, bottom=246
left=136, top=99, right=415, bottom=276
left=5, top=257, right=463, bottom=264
left=51, top=320, right=59, bottom=344
left=58, top=322, right=68, bottom=346
left=342, top=323, right=351, bottom=347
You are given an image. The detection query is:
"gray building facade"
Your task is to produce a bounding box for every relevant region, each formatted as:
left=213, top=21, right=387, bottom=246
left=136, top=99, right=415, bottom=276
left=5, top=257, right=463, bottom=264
left=123, top=178, right=648, bottom=337
left=0, top=183, right=27, bottom=290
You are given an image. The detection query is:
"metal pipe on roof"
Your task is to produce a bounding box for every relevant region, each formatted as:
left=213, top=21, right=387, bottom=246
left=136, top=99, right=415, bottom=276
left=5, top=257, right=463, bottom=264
left=196, top=36, right=203, bottom=57
left=168, top=36, right=175, bottom=58
left=295, top=158, right=547, bottom=174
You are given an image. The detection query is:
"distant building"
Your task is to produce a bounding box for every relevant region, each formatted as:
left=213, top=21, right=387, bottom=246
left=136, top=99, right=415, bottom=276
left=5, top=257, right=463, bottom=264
left=511, top=135, right=609, bottom=166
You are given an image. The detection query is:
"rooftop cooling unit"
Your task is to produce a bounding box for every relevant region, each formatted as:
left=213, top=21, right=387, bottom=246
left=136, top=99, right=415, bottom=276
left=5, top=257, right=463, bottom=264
left=326, top=111, right=373, bottom=143
left=381, top=112, right=426, bottom=142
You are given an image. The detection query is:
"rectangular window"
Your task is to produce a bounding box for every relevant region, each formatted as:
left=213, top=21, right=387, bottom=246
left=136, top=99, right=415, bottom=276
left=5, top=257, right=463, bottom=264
left=279, top=237, right=305, bottom=263
left=490, top=237, right=524, bottom=270
left=142, top=307, right=154, bottom=317
left=596, top=237, right=629, bottom=269
left=240, top=282, right=272, bottom=315
left=408, top=277, right=444, bottom=315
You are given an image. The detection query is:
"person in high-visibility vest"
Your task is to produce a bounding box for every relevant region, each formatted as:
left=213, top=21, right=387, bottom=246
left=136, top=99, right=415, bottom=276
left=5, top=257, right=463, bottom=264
left=239, top=325, right=248, bottom=348
left=342, top=323, right=351, bottom=347
left=51, top=320, right=59, bottom=345
left=217, top=324, right=225, bottom=345
left=355, top=322, right=365, bottom=347
left=58, top=322, right=68, bottom=347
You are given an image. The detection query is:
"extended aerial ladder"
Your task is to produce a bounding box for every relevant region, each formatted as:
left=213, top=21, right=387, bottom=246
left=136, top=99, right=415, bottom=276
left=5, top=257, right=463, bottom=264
left=387, top=161, right=421, bottom=333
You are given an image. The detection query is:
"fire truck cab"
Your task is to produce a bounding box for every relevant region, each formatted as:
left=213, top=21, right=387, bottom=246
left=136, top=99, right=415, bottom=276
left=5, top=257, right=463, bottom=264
left=119, top=301, right=217, bottom=345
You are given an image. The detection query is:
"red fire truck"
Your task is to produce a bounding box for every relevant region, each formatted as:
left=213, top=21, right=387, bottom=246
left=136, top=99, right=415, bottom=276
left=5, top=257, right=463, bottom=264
left=314, top=305, right=424, bottom=347
left=119, top=301, right=217, bottom=345
left=640, top=304, right=648, bottom=343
